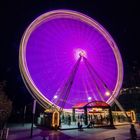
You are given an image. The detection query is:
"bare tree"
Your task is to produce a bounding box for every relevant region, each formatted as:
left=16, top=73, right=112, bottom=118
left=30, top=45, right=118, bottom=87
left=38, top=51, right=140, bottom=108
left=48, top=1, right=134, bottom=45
left=0, top=81, right=12, bottom=130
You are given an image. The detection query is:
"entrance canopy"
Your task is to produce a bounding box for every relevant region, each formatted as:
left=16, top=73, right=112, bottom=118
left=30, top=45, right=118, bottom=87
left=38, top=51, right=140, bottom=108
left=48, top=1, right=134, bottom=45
left=72, top=101, right=113, bottom=126
left=73, top=101, right=110, bottom=109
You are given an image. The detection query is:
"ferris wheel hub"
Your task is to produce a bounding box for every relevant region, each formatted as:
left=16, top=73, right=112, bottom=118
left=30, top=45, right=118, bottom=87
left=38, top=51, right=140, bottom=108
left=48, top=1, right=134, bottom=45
left=74, top=48, right=87, bottom=61
left=79, top=50, right=86, bottom=57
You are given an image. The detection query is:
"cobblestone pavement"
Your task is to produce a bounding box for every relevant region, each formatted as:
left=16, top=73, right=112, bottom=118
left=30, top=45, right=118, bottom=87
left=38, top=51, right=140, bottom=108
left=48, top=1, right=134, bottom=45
left=6, top=123, right=140, bottom=140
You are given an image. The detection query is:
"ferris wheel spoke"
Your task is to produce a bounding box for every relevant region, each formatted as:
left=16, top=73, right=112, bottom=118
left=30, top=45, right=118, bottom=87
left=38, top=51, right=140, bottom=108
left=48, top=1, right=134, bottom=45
left=81, top=74, right=89, bottom=100
left=85, top=75, right=98, bottom=101
left=81, top=73, right=98, bottom=101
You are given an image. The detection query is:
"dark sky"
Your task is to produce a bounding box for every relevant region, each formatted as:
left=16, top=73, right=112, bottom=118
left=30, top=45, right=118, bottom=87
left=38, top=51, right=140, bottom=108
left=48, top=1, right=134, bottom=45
left=0, top=0, right=140, bottom=107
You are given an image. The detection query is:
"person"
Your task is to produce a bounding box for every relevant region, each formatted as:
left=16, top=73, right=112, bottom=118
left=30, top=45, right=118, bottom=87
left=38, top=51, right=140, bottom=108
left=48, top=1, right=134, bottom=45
left=91, top=119, right=95, bottom=127
left=77, top=121, right=83, bottom=131
left=100, top=115, right=103, bottom=124
left=68, top=115, right=71, bottom=126
left=59, top=118, right=61, bottom=128
left=130, top=124, right=137, bottom=140
left=138, top=120, right=140, bottom=128
left=87, top=119, right=94, bottom=128
left=77, top=121, right=80, bottom=129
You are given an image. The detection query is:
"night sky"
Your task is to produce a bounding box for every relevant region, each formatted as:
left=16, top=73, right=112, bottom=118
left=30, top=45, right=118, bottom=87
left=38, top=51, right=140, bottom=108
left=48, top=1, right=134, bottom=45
left=0, top=0, right=140, bottom=107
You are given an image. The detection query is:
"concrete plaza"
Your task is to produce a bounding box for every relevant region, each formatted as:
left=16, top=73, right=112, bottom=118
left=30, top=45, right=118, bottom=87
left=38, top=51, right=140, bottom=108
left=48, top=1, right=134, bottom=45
left=7, top=123, right=140, bottom=140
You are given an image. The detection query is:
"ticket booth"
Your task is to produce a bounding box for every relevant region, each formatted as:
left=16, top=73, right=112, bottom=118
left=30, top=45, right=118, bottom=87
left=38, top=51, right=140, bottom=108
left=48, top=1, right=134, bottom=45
left=37, top=109, right=60, bottom=129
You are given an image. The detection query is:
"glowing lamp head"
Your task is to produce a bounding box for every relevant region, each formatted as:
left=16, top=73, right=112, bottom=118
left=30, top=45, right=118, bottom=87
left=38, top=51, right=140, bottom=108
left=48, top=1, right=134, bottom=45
left=105, top=91, right=111, bottom=96
left=88, top=96, right=92, bottom=101
left=53, top=95, right=58, bottom=99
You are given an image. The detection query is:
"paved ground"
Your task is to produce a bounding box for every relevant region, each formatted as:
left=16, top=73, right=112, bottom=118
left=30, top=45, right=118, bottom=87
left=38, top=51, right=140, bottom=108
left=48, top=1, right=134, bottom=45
left=5, top=123, right=140, bottom=140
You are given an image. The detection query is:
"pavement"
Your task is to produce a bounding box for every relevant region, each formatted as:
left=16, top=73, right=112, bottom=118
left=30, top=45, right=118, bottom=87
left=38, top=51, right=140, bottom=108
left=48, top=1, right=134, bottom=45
left=5, top=123, right=140, bottom=140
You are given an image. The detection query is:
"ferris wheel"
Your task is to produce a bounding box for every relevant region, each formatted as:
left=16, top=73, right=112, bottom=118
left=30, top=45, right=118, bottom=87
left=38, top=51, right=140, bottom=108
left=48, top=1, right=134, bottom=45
left=19, top=10, right=123, bottom=111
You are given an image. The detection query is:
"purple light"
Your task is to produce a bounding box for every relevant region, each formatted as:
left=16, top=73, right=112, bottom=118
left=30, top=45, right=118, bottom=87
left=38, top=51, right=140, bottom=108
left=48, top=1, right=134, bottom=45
left=19, top=10, right=123, bottom=110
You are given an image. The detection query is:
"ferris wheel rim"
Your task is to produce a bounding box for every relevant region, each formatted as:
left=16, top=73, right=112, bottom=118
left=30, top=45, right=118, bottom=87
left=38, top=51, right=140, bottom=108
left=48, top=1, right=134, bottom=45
left=19, top=9, right=123, bottom=110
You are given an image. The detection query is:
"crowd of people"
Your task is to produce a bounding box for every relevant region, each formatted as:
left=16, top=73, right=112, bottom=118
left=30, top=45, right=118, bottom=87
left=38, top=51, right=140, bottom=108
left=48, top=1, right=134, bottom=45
left=59, top=113, right=139, bottom=139
left=60, top=113, right=110, bottom=128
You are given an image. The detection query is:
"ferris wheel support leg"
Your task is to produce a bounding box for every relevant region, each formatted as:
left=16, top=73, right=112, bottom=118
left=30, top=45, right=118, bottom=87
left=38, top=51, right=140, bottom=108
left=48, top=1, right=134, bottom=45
left=83, top=57, right=112, bottom=96
left=113, top=98, right=130, bottom=121
left=72, top=108, right=76, bottom=122
left=60, top=57, right=82, bottom=111
left=54, top=56, right=82, bottom=111
left=83, top=57, right=130, bottom=122
left=109, top=107, right=114, bottom=127
left=83, top=57, right=108, bottom=88
left=84, top=107, right=88, bottom=125
left=83, top=57, right=105, bottom=101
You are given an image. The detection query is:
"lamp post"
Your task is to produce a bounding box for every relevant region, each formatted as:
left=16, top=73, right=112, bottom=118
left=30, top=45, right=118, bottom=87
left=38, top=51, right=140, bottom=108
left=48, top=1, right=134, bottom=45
left=30, top=100, right=36, bottom=138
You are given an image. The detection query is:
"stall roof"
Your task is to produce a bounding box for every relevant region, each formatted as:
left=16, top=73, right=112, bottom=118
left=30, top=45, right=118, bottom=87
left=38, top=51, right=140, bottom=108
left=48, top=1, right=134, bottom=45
left=73, top=101, right=110, bottom=109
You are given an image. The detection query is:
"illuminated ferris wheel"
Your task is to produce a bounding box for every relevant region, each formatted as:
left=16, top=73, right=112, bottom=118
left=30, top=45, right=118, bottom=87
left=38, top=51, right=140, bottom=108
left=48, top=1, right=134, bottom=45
left=19, top=10, right=123, bottom=111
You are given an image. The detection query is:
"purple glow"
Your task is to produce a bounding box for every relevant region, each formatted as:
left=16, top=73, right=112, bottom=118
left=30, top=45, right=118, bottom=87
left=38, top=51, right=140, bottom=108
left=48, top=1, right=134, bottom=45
left=20, top=10, right=123, bottom=110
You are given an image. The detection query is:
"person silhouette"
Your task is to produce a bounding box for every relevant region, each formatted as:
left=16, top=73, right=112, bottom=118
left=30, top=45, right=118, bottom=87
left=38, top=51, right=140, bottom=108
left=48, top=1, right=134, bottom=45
left=130, top=124, right=137, bottom=140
